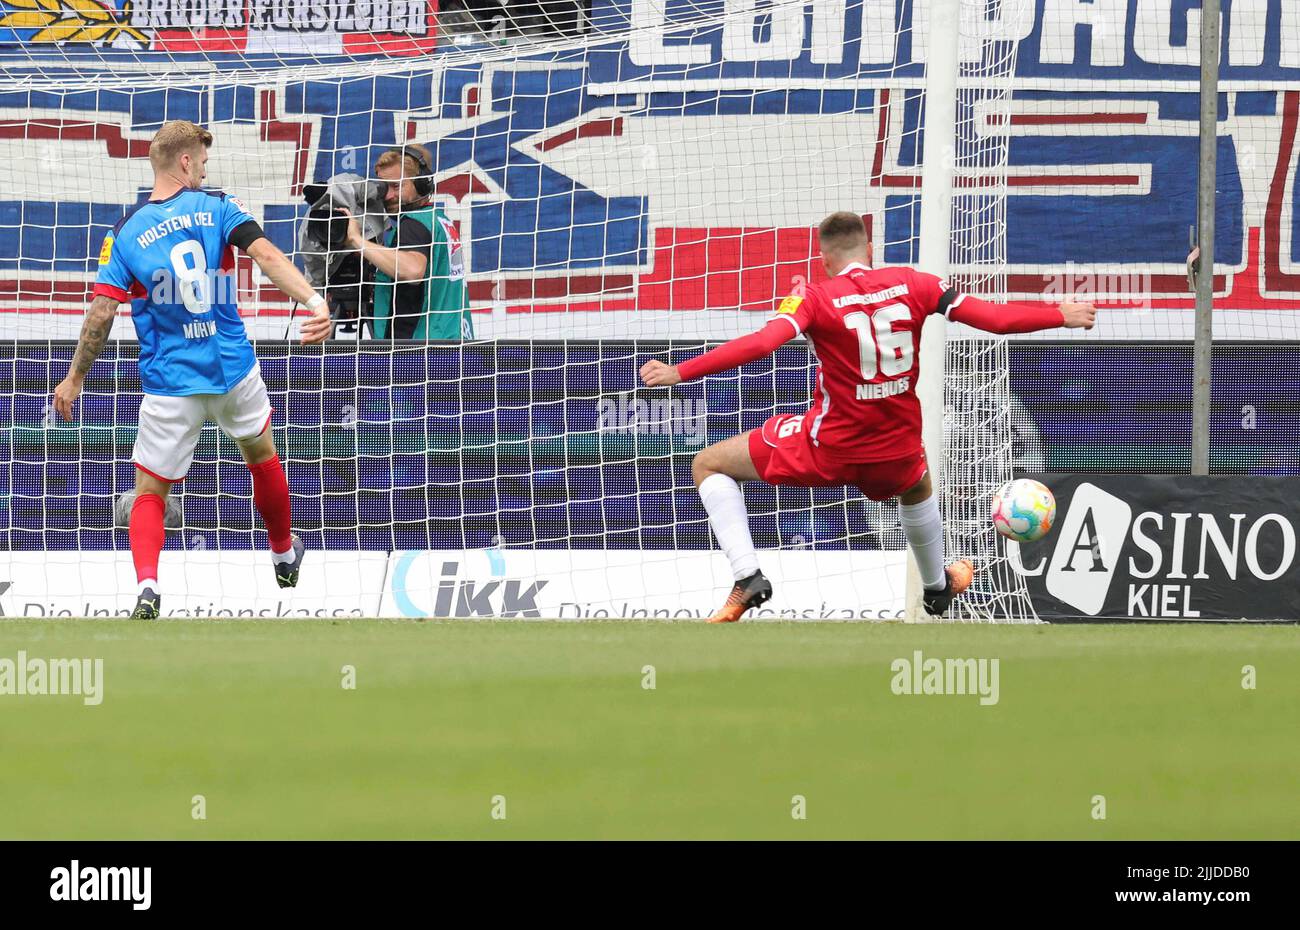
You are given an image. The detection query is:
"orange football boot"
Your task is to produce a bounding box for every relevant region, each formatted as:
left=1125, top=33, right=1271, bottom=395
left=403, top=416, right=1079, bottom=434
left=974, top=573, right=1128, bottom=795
left=921, top=559, right=974, bottom=617
left=707, top=570, right=773, bottom=623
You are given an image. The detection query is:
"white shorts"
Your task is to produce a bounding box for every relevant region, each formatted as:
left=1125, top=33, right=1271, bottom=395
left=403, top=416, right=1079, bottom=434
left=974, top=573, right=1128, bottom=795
left=133, top=365, right=273, bottom=482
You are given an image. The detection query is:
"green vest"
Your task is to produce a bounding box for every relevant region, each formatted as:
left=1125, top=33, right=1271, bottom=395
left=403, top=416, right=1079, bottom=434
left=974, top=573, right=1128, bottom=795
left=371, top=204, right=473, bottom=340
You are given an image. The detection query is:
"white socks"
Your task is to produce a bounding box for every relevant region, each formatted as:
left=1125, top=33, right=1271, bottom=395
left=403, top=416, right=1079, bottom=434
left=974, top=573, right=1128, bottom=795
left=271, top=545, right=296, bottom=564
left=900, top=494, right=946, bottom=590
left=698, top=472, right=941, bottom=589
left=698, top=473, right=760, bottom=581
left=137, top=579, right=157, bottom=594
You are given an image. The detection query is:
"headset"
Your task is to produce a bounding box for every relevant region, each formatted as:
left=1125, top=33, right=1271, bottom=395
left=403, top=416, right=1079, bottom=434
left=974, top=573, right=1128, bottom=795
left=391, top=144, right=433, bottom=198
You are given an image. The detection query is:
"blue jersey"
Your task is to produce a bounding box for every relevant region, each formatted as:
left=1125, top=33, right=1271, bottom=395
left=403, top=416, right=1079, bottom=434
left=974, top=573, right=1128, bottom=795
left=94, top=189, right=260, bottom=396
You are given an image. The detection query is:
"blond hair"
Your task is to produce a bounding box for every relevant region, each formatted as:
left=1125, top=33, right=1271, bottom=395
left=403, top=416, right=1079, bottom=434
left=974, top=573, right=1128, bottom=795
left=376, top=144, right=432, bottom=182
left=818, top=211, right=868, bottom=256
left=149, top=120, right=213, bottom=171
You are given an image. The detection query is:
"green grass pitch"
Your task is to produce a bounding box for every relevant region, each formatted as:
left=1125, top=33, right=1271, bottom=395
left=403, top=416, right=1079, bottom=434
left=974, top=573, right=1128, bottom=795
left=0, top=619, right=1296, bottom=839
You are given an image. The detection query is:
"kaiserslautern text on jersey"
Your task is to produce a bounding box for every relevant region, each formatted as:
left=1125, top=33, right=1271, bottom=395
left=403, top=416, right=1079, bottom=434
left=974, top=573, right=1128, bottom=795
left=769, top=265, right=953, bottom=464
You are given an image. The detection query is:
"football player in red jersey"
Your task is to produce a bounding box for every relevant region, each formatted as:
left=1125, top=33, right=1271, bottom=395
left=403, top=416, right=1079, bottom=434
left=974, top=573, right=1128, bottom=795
left=640, top=212, right=1097, bottom=621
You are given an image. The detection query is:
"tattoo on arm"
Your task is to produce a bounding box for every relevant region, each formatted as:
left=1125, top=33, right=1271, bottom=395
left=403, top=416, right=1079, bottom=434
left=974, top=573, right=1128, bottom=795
left=71, top=296, right=118, bottom=377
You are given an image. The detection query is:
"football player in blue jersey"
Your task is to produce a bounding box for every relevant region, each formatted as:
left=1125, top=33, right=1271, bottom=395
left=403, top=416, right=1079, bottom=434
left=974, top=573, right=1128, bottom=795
left=52, top=120, right=333, bottom=619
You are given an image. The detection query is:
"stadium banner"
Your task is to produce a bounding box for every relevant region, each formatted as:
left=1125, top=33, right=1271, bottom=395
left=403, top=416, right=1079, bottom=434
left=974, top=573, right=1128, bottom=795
left=0, top=549, right=905, bottom=619
left=0, top=0, right=440, bottom=57
left=4, top=0, right=1300, bottom=334
left=0, top=550, right=388, bottom=617
left=1013, top=474, right=1300, bottom=622
left=379, top=549, right=907, bottom=620
left=590, top=0, right=1300, bottom=81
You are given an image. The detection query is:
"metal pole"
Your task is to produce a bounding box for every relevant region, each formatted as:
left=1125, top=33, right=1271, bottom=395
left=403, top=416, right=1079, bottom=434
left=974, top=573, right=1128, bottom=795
left=1192, top=0, right=1220, bottom=476
left=906, top=0, right=961, bottom=621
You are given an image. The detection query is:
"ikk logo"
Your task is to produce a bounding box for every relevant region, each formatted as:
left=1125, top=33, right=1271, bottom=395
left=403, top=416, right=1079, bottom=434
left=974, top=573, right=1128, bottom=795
left=1018, top=481, right=1298, bottom=619
left=389, top=548, right=549, bottom=618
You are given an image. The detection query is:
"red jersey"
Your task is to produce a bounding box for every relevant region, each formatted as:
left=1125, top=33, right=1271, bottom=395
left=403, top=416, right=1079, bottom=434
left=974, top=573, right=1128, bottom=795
left=674, top=263, right=1064, bottom=465
left=768, top=263, right=951, bottom=463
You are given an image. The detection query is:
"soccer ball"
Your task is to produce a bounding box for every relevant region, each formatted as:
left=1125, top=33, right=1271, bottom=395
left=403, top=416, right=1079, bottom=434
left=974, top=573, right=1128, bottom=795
left=991, top=479, right=1056, bottom=543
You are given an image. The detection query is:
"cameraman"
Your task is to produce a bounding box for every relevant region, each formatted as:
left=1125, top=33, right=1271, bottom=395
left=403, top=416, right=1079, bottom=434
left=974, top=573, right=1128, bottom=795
left=341, top=144, right=473, bottom=341
left=298, top=173, right=383, bottom=338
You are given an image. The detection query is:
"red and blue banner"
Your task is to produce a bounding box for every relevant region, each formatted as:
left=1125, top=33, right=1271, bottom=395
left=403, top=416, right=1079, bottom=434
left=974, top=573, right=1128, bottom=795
left=0, top=0, right=1298, bottom=326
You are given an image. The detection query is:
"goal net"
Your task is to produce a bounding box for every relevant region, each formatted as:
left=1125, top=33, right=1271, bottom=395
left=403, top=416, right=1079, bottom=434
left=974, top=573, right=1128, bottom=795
left=0, top=0, right=1032, bottom=621
left=942, top=1, right=1034, bottom=621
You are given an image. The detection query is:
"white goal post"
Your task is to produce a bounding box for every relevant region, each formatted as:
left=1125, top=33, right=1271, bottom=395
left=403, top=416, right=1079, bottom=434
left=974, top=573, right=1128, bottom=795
left=908, top=0, right=1039, bottom=622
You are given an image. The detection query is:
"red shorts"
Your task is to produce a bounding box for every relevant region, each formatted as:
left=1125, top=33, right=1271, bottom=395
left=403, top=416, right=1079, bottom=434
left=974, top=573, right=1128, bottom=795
left=748, top=413, right=928, bottom=501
